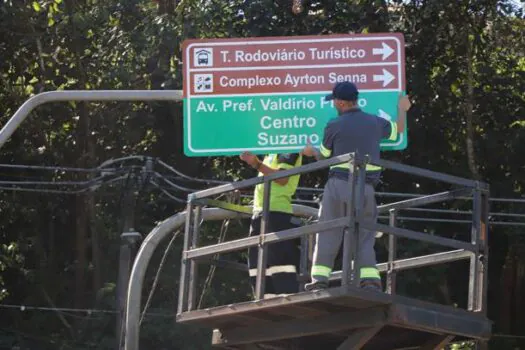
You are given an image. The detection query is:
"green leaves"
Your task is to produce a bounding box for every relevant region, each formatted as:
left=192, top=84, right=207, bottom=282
left=32, top=1, right=41, bottom=12
left=510, top=120, right=525, bottom=128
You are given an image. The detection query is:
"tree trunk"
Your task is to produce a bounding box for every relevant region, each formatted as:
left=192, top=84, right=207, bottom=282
left=499, top=252, right=513, bottom=333
left=464, top=26, right=481, bottom=181
left=75, top=194, right=87, bottom=308
left=73, top=103, right=96, bottom=308
left=65, top=0, right=97, bottom=309
left=90, top=194, right=102, bottom=295
left=499, top=244, right=525, bottom=335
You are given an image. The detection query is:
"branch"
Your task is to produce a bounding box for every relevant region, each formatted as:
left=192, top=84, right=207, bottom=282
left=41, top=288, right=75, bottom=339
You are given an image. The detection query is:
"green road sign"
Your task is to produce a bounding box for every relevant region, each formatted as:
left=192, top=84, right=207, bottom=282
left=183, top=91, right=405, bottom=156
left=182, top=34, right=407, bottom=156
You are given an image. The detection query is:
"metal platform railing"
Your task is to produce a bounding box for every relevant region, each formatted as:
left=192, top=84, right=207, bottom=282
left=177, top=152, right=490, bottom=316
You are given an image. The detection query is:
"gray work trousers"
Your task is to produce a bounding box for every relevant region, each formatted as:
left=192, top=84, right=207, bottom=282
left=311, top=177, right=378, bottom=283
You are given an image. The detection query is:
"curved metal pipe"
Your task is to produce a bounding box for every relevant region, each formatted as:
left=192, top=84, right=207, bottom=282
left=0, top=90, right=183, bottom=149
left=124, top=204, right=318, bottom=350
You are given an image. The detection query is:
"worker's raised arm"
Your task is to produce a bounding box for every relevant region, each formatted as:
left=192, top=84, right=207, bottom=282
left=380, top=94, right=411, bottom=141
left=302, top=122, right=335, bottom=161
left=239, top=152, right=293, bottom=186
left=396, top=95, right=411, bottom=133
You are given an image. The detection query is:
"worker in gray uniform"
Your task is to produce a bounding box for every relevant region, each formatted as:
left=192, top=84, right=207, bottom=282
left=302, top=81, right=411, bottom=291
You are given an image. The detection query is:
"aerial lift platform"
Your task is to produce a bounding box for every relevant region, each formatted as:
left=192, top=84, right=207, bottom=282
left=174, top=153, right=491, bottom=350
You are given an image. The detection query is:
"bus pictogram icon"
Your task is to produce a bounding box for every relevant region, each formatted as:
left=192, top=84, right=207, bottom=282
left=194, top=48, right=213, bottom=67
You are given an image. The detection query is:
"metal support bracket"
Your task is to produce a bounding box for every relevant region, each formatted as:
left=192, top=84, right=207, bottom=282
left=213, top=307, right=387, bottom=347
left=336, top=326, right=382, bottom=350
left=420, top=334, right=455, bottom=350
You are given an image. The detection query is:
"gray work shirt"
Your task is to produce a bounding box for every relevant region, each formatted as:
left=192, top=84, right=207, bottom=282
left=319, top=108, right=398, bottom=183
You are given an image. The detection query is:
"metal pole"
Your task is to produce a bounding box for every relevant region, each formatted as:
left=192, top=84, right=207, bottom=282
left=480, top=190, right=490, bottom=313
left=468, top=186, right=482, bottom=311
left=116, top=173, right=143, bottom=350
left=177, top=199, right=194, bottom=315
left=299, top=235, right=309, bottom=290
left=0, top=90, right=183, bottom=150
left=476, top=190, right=490, bottom=350
left=343, top=153, right=357, bottom=287
left=187, top=205, right=202, bottom=311
left=386, top=209, right=398, bottom=294
left=352, top=156, right=367, bottom=288
left=116, top=231, right=141, bottom=350
left=255, top=180, right=271, bottom=300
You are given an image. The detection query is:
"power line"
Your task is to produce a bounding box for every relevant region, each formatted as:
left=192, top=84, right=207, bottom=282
left=3, top=157, right=525, bottom=205
left=153, top=171, right=201, bottom=193
left=0, top=168, right=138, bottom=195
left=139, top=230, right=181, bottom=325
left=150, top=181, right=525, bottom=223
left=0, top=180, right=95, bottom=186
left=150, top=180, right=186, bottom=203
left=403, top=207, right=525, bottom=219
left=2, top=157, right=525, bottom=229
left=157, top=159, right=225, bottom=185
left=377, top=215, right=525, bottom=227
left=0, top=303, right=174, bottom=318
left=0, top=163, right=123, bottom=173
left=0, top=186, right=83, bottom=194
left=156, top=173, right=525, bottom=204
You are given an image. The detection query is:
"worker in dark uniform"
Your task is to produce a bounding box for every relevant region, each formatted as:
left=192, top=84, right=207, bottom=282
left=240, top=152, right=303, bottom=298
left=302, top=81, right=411, bottom=291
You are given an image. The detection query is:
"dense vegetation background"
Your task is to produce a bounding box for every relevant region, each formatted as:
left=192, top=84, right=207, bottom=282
left=0, top=0, right=524, bottom=349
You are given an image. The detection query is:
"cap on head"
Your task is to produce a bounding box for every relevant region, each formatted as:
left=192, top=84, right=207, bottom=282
left=325, top=81, right=359, bottom=102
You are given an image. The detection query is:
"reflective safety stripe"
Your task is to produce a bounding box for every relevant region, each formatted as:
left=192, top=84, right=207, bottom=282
left=367, top=164, right=381, bottom=171
left=320, top=144, right=332, bottom=157
left=267, top=265, right=297, bottom=275
left=277, top=163, right=294, bottom=170
left=311, top=265, right=332, bottom=277
left=360, top=267, right=380, bottom=279
left=388, top=120, right=397, bottom=141
left=249, top=265, right=297, bottom=277
left=330, top=163, right=382, bottom=172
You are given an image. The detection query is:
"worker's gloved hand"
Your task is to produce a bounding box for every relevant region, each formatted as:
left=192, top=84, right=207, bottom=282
left=240, top=151, right=260, bottom=168
left=398, top=95, right=412, bottom=112
left=301, top=140, right=317, bottom=157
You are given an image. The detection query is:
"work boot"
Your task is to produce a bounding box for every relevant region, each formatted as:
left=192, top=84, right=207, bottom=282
left=360, top=278, right=382, bottom=292
left=304, top=281, right=328, bottom=292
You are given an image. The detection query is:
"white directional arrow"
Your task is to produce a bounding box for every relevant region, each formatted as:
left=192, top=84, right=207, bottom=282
left=373, top=69, right=395, bottom=87
left=372, top=42, right=394, bottom=60
left=378, top=109, right=392, bottom=121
